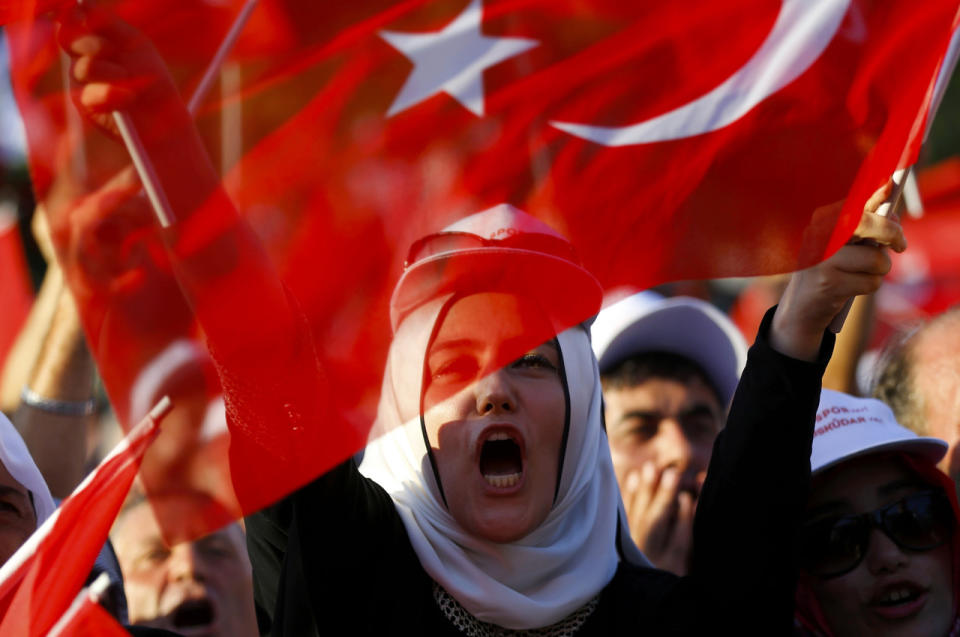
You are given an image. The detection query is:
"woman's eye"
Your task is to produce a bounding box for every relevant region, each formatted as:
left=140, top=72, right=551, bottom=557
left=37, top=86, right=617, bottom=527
left=432, top=356, right=479, bottom=382
left=512, top=353, right=557, bottom=372
left=0, top=501, right=22, bottom=517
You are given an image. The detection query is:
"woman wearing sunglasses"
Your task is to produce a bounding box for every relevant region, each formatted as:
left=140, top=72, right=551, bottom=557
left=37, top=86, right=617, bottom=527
left=796, top=389, right=959, bottom=636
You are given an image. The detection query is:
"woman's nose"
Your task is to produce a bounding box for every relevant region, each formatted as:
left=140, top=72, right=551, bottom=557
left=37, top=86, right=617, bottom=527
left=865, top=528, right=908, bottom=575
left=475, top=369, right=517, bottom=414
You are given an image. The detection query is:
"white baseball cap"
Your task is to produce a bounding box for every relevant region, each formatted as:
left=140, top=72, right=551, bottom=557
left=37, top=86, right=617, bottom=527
left=391, top=203, right=603, bottom=332
left=811, top=389, right=947, bottom=474
left=591, top=293, right=747, bottom=406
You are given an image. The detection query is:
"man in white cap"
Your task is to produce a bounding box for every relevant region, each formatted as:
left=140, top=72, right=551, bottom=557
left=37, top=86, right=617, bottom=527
left=592, top=292, right=747, bottom=574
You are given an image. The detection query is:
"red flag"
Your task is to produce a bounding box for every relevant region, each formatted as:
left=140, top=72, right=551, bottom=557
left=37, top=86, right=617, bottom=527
left=0, top=0, right=71, bottom=26
left=0, top=400, right=164, bottom=635
left=46, top=574, right=130, bottom=637
left=6, top=0, right=960, bottom=538
left=0, top=206, right=33, bottom=367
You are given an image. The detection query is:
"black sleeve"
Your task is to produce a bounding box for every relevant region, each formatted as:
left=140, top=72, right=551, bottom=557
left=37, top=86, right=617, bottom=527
left=245, top=457, right=427, bottom=636
left=245, top=488, right=294, bottom=636
left=689, top=306, right=833, bottom=634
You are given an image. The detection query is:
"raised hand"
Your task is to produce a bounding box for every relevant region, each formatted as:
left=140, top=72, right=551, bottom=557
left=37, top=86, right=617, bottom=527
left=771, top=181, right=906, bottom=361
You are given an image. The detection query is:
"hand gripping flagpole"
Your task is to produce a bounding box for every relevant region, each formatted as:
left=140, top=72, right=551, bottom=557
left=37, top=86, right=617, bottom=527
left=828, top=23, right=960, bottom=333
left=827, top=168, right=908, bottom=334
left=78, top=0, right=259, bottom=228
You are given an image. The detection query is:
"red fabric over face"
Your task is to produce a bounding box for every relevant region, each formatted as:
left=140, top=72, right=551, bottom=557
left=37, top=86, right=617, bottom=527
left=4, top=0, right=960, bottom=541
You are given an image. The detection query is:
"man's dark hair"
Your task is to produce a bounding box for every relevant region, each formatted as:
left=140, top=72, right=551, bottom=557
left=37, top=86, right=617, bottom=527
left=600, top=350, right=722, bottom=406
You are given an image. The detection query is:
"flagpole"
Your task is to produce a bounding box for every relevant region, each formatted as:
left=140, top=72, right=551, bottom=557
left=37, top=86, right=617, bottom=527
left=44, top=572, right=111, bottom=637
left=828, top=25, right=960, bottom=332
left=76, top=0, right=259, bottom=228
left=827, top=169, right=908, bottom=333
left=110, top=111, right=176, bottom=227
left=187, top=0, right=259, bottom=116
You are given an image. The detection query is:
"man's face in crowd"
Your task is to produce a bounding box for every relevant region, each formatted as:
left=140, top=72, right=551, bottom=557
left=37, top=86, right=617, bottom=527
left=112, top=500, right=258, bottom=637
left=910, top=323, right=960, bottom=481
left=604, top=375, right=723, bottom=509
left=0, top=460, right=36, bottom=566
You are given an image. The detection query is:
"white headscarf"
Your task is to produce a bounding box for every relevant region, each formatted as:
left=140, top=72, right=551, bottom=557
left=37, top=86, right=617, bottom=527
left=360, top=295, right=648, bottom=630
left=0, top=411, right=55, bottom=527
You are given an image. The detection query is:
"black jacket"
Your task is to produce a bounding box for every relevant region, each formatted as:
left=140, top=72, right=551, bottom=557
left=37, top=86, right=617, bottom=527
left=246, top=308, right=833, bottom=636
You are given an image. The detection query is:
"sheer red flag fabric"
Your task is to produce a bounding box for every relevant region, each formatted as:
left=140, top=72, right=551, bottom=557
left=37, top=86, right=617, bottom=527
left=5, top=0, right=960, bottom=539
left=49, top=597, right=130, bottom=637
left=0, top=0, right=71, bottom=26
left=0, top=210, right=33, bottom=366
left=45, top=575, right=130, bottom=637
left=0, top=406, right=160, bottom=634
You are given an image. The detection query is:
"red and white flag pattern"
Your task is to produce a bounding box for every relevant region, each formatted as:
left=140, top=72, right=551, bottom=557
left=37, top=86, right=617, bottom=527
left=0, top=400, right=164, bottom=635
left=3, top=0, right=959, bottom=538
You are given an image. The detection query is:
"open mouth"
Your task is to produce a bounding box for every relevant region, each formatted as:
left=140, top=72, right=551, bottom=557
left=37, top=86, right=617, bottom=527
left=870, top=582, right=928, bottom=620
left=876, top=586, right=923, bottom=607
left=479, top=432, right=523, bottom=488
left=171, top=598, right=216, bottom=634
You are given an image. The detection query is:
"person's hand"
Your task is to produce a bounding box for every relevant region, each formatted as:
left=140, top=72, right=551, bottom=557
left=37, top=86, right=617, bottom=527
left=45, top=165, right=159, bottom=296
left=56, top=4, right=184, bottom=140
left=623, top=464, right=695, bottom=575
left=55, top=5, right=223, bottom=234
left=771, top=181, right=906, bottom=361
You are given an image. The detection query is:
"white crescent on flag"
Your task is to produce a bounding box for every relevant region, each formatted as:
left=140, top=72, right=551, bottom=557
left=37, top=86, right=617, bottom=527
left=550, top=0, right=852, bottom=147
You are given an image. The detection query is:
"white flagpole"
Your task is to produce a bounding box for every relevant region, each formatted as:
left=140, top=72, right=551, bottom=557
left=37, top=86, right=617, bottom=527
left=828, top=23, right=960, bottom=332
left=75, top=0, right=259, bottom=228
left=44, top=572, right=112, bottom=637
left=187, top=0, right=259, bottom=116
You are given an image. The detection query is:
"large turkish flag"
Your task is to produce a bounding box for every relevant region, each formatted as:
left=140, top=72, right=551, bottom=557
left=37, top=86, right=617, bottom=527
left=5, top=0, right=959, bottom=538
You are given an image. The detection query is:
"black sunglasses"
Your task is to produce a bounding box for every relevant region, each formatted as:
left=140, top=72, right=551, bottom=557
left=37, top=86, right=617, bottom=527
left=403, top=230, right=581, bottom=269
left=800, top=490, right=954, bottom=578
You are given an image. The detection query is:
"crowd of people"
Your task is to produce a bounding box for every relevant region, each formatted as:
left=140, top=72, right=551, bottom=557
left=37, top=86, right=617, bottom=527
left=0, top=5, right=957, bottom=637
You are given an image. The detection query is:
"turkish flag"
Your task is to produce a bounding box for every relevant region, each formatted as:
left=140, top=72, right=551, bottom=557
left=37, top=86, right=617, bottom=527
left=45, top=575, right=130, bottom=637
left=0, top=405, right=160, bottom=635
left=5, top=0, right=959, bottom=538
left=48, top=597, right=130, bottom=637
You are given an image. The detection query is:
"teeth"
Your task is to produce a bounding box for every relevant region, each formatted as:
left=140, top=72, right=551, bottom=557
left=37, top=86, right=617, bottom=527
left=881, top=588, right=913, bottom=604
left=484, top=472, right=521, bottom=488
left=488, top=432, right=510, bottom=441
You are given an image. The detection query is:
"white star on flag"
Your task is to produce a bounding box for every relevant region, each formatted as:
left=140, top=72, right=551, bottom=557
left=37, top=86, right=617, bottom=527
left=380, top=0, right=539, bottom=117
